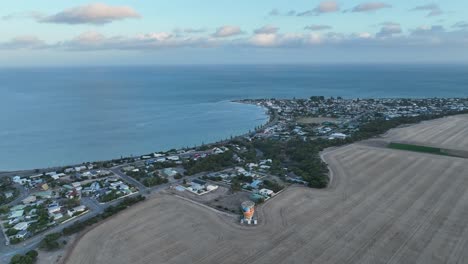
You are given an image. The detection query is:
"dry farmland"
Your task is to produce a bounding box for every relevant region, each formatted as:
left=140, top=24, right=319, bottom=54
left=384, top=114, right=468, bottom=150
left=65, top=118, right=468, bottom=264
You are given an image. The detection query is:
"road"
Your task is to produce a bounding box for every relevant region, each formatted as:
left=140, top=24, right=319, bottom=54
left=110, top=167, right=149, bottom=193
left=6, top=184, right=29, bottom=207
left=0, top=164, right=206, bottom=263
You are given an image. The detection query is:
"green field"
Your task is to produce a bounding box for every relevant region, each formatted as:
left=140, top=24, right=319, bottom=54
left=388, top=143, right=451, bottom=156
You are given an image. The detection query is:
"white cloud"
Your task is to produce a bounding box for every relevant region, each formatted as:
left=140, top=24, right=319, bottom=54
left=250, top=34, right=279, bottom=47
left=39, top=3, right=140, bottom=25
left=249, top=32, right=323, bottom=47
left=212, top=26, right=243, bottom=38
left=351, top=2, right=391, bottom=12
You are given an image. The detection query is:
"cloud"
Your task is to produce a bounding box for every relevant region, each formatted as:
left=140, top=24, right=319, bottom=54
left=411, top=25, right=445, bottom=36
left=254, top=25, right=279, bottom=34
left=55, top=31, right=219, bottom=51
left=174, top=28, right=206, bottom=34
left=212, top=26, right=243, bottom=38
left=304, top=25, right=332, bottom=31
left=0, top=35, right=47, bottom=49
left=249, top=33, right=323, bottom=47
left=377, top=22, right=402, bottom=37
left=268, top=9, right=280, bottom=16
left=351, top=2, right=391, bottom=12
left=453, top=21, right=468, bottom=29
left=411, top=4, right=443, bottom=17
left=1, top=11, right=44, bottom=21
left=38, top=3, right=140, bottom=25
left=297, top=1, right=340, bottom=16
left=268, top=9, right=296, bottom=16
left=3, top=23, right=467, bottom=53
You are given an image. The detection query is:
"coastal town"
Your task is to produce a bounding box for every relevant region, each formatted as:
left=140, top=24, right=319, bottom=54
left=1, top=96, right=468, bottom=263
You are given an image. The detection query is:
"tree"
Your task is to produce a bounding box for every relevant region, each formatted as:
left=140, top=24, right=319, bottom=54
left=9, top=251, right=37, bottom=264
left=40, top=233, right=61, bottom=251
left=231, top=181, right=241, bottom=193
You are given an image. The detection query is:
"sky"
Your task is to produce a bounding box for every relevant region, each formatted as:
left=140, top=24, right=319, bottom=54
left=0, top=1, right=467, bottom=66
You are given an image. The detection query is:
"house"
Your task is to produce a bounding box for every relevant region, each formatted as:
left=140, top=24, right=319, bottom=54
left=122, top=166, right=135, bottom=172
left=35, top=191, right=53, bottom=199
left=4, top=191, right=14, bottom=199
left=13, top=222, right=29, bottom=231
left=259, top=188, right=274, bottom=197
left=22, top=195, right=37, bottom=204
left=71, top=182, right=82, bottom=191
left=12, top=176, right=22, bottom=183
left=167, top=155, right=180, bottom=161
left=51, top=212, right=63, bottom=220
left=74, top=165, right=87, bottom=172
left=9, top=210, right=24, bottom=219
left=163, top=168, right=178, bottom=177
left=90, top=182, right=101, bottom=191
left=48, top=205, right=61, bottom=215
left=8, top=218, right=20, bottom=225
left=329, top=133, right=348, bottom=140
left=81, top=171, right=93, bottom=177
left=212, top=147, right=225, bottom=154
left=250, top=180, right=263, bottom=189
left=41, top=183, right=49, bottom=190
left=51, top=173, right=66, bottom=180
left=67, top=205, right=86, bottom=217
left=190, top=179, right=207, bottom=192
left=64, top=168, right=75, bottom=173
left=15, top=230, right=29, bottom=239
left=12, top=176, right=29, bottom=185
left=66, top=189, right=80, bottom=199
left=206, top=185, right=218, bottom=192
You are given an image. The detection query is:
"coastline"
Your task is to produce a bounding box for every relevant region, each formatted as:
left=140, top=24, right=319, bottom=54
left=0, top=101, right=273, bottom=174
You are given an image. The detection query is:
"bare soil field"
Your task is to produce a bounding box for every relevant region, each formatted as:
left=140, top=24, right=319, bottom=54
left=66, top=145, right=468, bottom=264
left=169, top=186, right=248, bottom=214
left=65, top=116, right=468, bottom=264
left=384, top=114, right=468, bottom=151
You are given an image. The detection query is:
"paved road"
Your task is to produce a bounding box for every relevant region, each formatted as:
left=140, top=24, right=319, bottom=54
left=110, top=167, right=149, bottom=192
left=0, top=166, right=203, bottom=263
left=7, top=184, right=29, bottom=207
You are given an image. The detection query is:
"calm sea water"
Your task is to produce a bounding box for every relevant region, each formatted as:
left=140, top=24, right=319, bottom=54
left=1, top=65, right=467, bottom=170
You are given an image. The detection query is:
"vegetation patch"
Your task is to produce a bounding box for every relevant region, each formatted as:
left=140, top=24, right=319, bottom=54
left=388, top=142, right=458, bottom=157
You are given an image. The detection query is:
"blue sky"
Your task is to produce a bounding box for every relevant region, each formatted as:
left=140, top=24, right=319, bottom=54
left=1, top=1, right=467, bottom=66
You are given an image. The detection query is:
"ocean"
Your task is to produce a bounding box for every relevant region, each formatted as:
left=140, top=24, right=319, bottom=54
left=1, top=64, right=467, bottom=170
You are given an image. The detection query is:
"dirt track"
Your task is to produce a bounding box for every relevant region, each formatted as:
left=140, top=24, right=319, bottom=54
left=66, top=119, right=468, bottom=264
left=384, top=114, right=468, bottom=150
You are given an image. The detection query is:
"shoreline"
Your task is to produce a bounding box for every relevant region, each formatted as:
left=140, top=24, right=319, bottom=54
left=0, top=101, right=273, bottom=174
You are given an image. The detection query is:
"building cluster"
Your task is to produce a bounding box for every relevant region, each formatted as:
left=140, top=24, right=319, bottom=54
left=1, top=167, right=134, bottom=244
left=242, top=97, right=468, bottom=141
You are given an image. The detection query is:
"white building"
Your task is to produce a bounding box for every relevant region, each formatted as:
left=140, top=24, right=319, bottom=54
left=329, top=133, right=348, bottom=140
left=167, top=155, right=180, bottom=161
left=13, top=222, right=29, bottom=231
left=259, top=188, right=274, bottom=197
